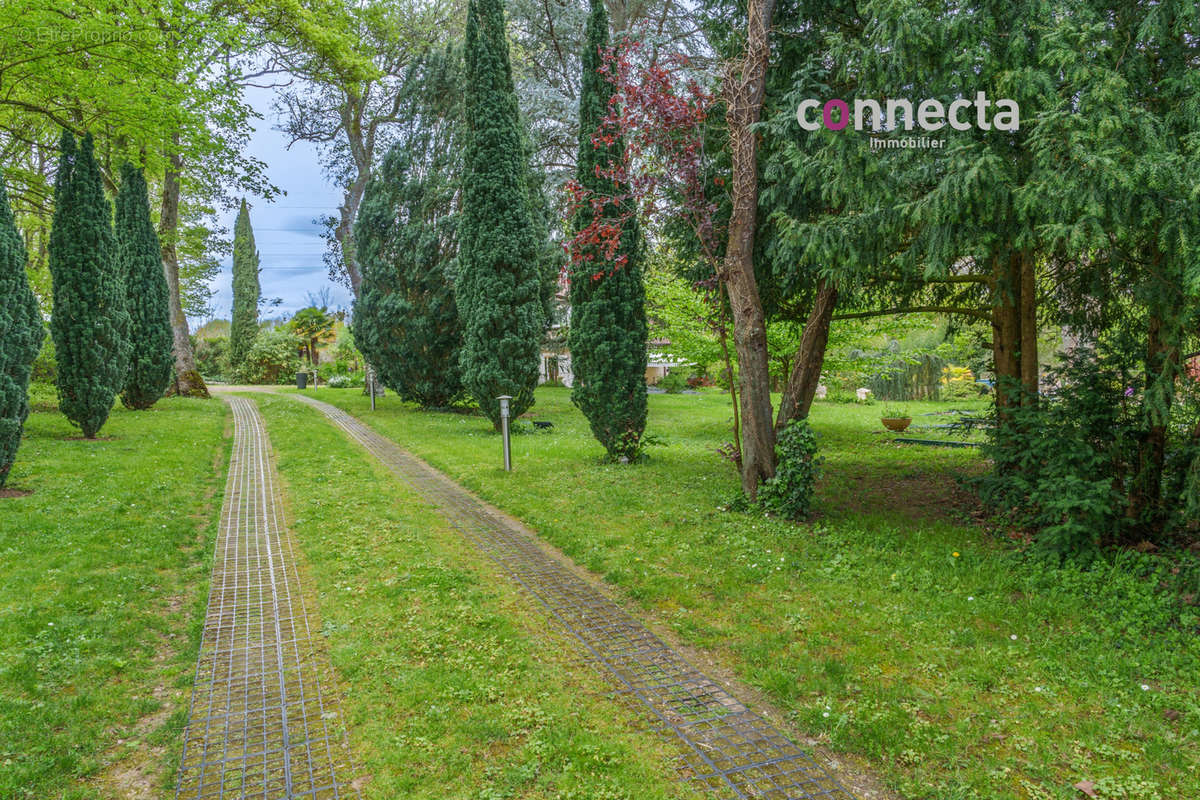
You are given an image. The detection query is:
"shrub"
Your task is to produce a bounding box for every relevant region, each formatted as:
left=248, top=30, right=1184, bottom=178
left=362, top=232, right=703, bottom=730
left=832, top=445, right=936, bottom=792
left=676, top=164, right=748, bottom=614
left=332, top=327, right=361, bottom=369
left=194, top=336, right=229, bottom=381
left=657, top=371, right=689, bottom=394
left=759, top=419, right=823, bottom=520
left=941, top=365, right=978, bottom=400
left=868, top=351, right=945, bottom=401
left=326, top=374, right=353, bottom=389
left=28, top=381, right=57, bottom=413
left=232, top=327, right=301, bottom=385
left=977, top=352, right=1138, bottom=560
left=30, top=336, right=55, bottom=385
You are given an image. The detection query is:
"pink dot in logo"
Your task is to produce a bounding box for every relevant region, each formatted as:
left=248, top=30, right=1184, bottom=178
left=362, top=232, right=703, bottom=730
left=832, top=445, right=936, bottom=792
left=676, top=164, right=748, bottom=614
left=823, top=99, right=849, bottom=131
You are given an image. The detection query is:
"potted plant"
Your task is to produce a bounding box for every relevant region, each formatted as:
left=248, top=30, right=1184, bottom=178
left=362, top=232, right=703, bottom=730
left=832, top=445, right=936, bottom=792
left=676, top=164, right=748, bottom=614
left=880, top=405, right=912, bottom=432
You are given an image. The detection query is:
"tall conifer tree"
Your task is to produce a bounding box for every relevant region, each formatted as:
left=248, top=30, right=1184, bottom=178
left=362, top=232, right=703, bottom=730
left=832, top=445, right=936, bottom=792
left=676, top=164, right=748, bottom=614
left=354, top=140, right=464, bottom=407
left=48, top=131, right=130, bottom=438
left=117, top=164, right=173, bottom=409
left=0, top=180, right=43, bottom=486
left=229, top=199, right=260, bottom=376
left=458, top=0, right=545, bottom=427
left=569, top=0, right=648, bottom=460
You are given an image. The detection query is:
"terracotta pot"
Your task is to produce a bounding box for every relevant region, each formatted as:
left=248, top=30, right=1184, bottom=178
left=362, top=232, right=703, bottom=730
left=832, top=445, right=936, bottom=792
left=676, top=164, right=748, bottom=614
left=881, top=417, right=912, bottom=432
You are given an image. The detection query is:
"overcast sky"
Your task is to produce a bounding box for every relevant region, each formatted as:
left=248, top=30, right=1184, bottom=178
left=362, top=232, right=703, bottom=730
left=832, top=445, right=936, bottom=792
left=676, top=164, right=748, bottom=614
left=201, top=86, right=353, bottom=326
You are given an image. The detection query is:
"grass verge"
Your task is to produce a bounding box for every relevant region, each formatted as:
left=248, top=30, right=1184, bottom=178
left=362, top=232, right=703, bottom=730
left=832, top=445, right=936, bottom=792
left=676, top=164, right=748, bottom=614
left=253, top=393, right=697, bottom=799
left=0, top=395, right=228, bottom=800
left=296, top=385, right=1200, bottom=800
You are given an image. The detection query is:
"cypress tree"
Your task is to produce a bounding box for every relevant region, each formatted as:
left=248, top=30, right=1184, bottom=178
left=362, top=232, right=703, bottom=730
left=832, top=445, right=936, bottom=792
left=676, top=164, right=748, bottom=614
left=48, top=131, right=131, bottom=439
left=228, top=199, right=260, bottom=376
left=117, top=164, right=173, bottom=410
left=458, top=0, right=545, bottom=428
left=569, top=0, right=648, bottom=460
left=0, top=179, right=44, bottom=487
left=353, top=142, right=464, bottom=408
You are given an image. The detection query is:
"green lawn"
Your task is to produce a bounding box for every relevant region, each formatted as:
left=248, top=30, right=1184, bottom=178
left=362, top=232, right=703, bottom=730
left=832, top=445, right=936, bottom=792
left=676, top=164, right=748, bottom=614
left=253, top=393, right=695, bottom=799
left=295, top=385, right=1200, bottom=800
left=0, top=396, right=228, bottom=800
left=4, top=385, right=1196, bottom=800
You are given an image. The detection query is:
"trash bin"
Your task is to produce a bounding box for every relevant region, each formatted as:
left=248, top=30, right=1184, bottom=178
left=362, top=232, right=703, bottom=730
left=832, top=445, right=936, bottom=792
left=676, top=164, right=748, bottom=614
left=296, top=371, right=308, bottom=389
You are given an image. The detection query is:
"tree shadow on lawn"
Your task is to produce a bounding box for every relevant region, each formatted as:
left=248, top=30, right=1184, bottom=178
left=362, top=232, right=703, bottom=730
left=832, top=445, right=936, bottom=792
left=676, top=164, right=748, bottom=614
left=817, top=439, right=986, bottom=527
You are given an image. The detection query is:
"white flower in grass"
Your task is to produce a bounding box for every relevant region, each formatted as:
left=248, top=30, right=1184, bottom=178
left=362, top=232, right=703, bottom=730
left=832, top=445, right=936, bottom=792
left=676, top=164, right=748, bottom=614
left=1010, top=634, right=1018, bottom=640
left=1141, top=684, right=1150, bottom=691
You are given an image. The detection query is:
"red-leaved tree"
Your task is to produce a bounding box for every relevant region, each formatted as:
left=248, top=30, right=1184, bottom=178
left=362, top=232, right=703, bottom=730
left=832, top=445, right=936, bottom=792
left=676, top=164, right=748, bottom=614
left=564, top=37, right=744, bottom=462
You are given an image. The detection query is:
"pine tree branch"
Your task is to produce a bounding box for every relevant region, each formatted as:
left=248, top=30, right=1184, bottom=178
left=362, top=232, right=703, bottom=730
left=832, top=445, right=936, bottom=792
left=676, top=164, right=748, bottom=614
left=833, top=305, right=990, bottom=322
left=876, top=272, right=990, bottom=285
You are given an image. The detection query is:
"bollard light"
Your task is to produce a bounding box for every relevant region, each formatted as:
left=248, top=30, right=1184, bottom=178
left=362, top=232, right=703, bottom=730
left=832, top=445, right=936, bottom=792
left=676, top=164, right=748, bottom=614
left=498, top=395, right=512, bottom=472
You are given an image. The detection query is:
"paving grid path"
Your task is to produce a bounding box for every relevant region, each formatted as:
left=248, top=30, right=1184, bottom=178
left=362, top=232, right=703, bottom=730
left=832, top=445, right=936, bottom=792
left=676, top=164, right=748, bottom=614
left=285, top=392, right=856, bottom=800
left=174, top=394, right=359, bottom=800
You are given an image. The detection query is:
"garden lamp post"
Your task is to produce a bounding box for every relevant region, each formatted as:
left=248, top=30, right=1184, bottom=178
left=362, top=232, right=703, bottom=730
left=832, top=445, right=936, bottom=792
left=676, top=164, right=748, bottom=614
left=498, top=395, right=512, bottom=471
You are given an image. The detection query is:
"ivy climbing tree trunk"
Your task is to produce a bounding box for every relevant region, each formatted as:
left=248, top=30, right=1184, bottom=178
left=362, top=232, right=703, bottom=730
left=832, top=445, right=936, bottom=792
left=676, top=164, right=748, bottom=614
left=159, top=141, right=208, bottom=398
left=721, top=0, right=778, bottom=499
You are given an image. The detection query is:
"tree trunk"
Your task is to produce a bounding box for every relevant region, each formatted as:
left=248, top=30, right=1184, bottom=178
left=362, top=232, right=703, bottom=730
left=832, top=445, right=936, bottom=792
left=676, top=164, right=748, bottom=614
left=1130, top=317, right=1168, bottom=526
left=334, top=177, right=366, bottom=296
left=335, top=97, right=371, bottom=297
left=333, top=106, right=377, bottom=394
left=776, top=278, right=838, bottom=430
left=339, top=174, right=380, bottom=397
left=990, top=252, right=1021, bottom=424
left=160, top=138, right=208, bottom=398
left=1128, top=270, right=1180, bottom=532
left=721, top=0, right=778, bottom=500
left=715, top=280, right=741, bottom=465
left=1018, top=250, right=1038, bottom=403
